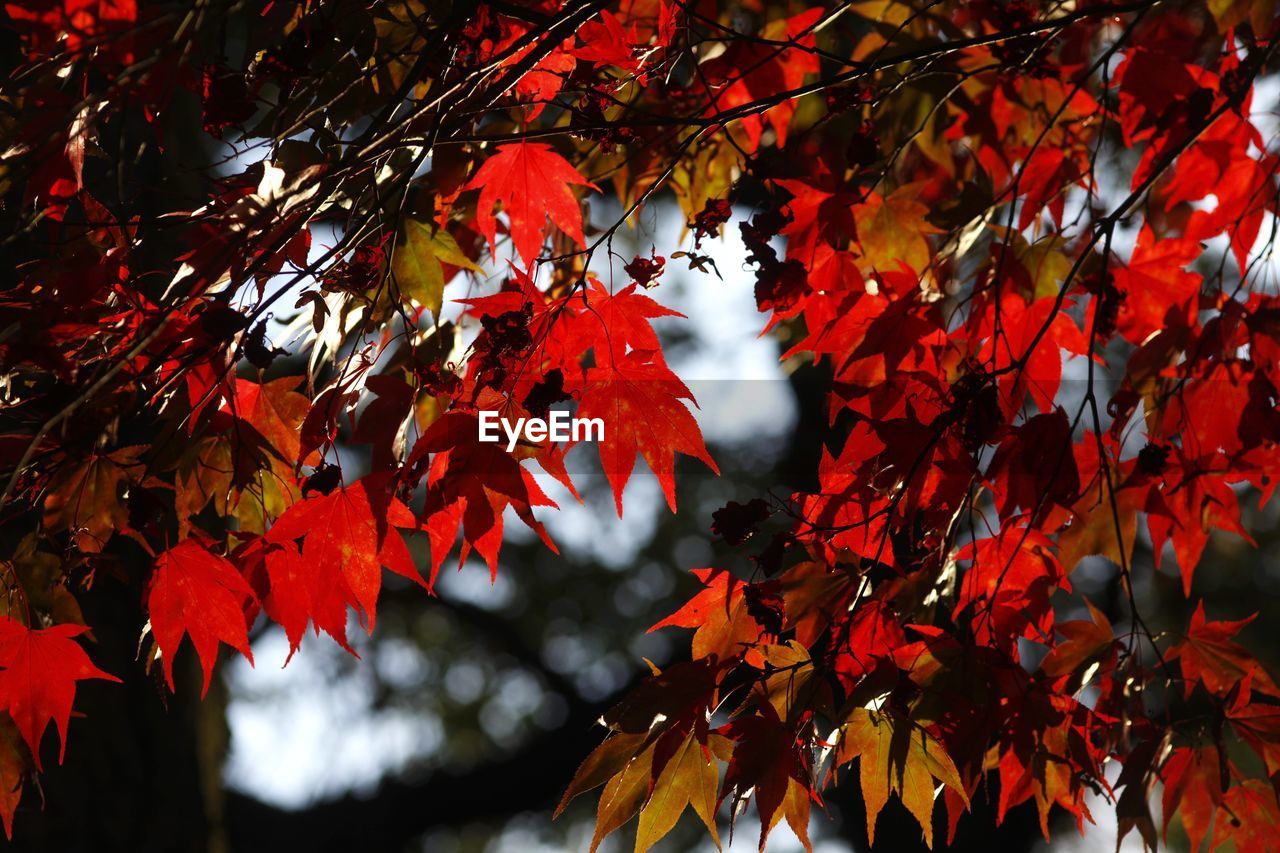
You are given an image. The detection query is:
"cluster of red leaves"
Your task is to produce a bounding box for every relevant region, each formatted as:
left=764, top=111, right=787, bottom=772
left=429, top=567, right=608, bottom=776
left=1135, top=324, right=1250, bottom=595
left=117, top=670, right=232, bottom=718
left=561, top=6, right=1280, bottom=853
left=0, top=0, right=714, bottom=833
left=2, top=0, right=1280, bottom=849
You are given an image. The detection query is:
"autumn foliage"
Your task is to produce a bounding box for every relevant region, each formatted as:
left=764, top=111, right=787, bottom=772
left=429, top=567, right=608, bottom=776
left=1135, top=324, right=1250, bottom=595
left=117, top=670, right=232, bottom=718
left=4, top=0, right=1280, bottom=849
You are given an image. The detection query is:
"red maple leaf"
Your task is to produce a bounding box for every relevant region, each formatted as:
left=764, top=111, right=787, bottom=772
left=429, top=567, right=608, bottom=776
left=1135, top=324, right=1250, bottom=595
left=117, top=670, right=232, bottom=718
left=575, top=351, right=717, bottom=514
left=954, top=528, right=1069, bottom=653
left=1113, top=228, right=1202, bottom=340
left=832, top=600, right=906, bottom=688
left=1147, top=461, right=1251, bottom=595
left=412, top=410, right=559, bottom=583
left=1160, top=746, right=1224, bottom=852
left=0, top=618, right=118, bottom=770
left=1168, top=603, right=1277, bottom=697
left=570, top=279, right=685, bottom=365
left=466, top=141, right=598, bottom=263
left=649, top=568, right=769, bottom=665
left=572, top=11, right=638, bottom=72
left=265, top=476, right=426, bottom=650
left=699, top=8, right=822, bottom=150
left=148, top=540, right=257, bottom=695
left=718, top=700, right=814, bottom=849
left=236, top=537, right=323, bottom=661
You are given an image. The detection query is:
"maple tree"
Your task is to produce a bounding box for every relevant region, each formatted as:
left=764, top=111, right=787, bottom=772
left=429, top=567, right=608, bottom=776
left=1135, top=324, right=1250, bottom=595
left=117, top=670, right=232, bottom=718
left=4, top=0, right=1280, bottom=850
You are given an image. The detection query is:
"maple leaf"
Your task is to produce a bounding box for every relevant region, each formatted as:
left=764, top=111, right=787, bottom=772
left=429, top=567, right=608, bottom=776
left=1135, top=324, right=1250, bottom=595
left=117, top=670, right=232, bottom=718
left=501, top=31, right=575, bottom=115
left=853, top=184, right=941, bottom=276
left=236, top=537, right=318, bottom=661
left=1168, top=603, right=1277, bottom=697
left=1227, top=697, right=1280, bottom=782
left=465, top=141, right=598, bottom=263
left=228, top=376, right=311, bottom=465
left=570, top=278, right=685, bottom=365
left=1057, top=436, right=1142, bottom=573
left=6, top=533, right=86, bottom=628
left=350, top=372, right=416, bottom=473
left=1015, top=147, right=1079, bottom=230
left=0, top=617, right=118, bottom=769
left=649, top=568, right=767, bottom=665
left=390, top=218, right=481, bottom=316
left=411, top=410, right=559, bottom=582
left=148, top=540, right=257, bottom=695
left=979, top=296, right=1087, bottom=416
left=1112, top=227, right=1202, bottom=340
left=1038, top=598, right=1116, bottom=690
left=700, top=8, right=823, bottom=150
left=833, top=600, right=906, bottom=689
left=572, top=11, right=638, bottom=72
left=954, top=529, right=1069, bottom=653
left=1210, top=780, right=1280, bottom=852
left=265, top=475, right=426, bottom=650
left=41, top=446, right=144, bottom=553
left=837, top=709, right=968, bottom=849
left=1147, top=463, right=1251, bottom=596
left=1114, top=735, right=1164, bottom=853
left=588, top=742, right=654, bottom=853
left=557, top=731, right=649, bottom=819
left=14, top=0, right=1280, bottom=845
left=457, top=264, right=575, bottom=367
left=776, top=561, right=858, bottom=647
left=987, top=408, right=1081, bottom=523
left=575, top=351, right=717, bottom=514
left=634, top=733, right=720, bottom=853
left=711, top=498, right=772, bottom=546
left=775, top=176, right=861, bottom=260
left=718, top=700, right=815, bottom=851
left=601, top=658, right=718, bottom=738
left=1161, top=746, right=1223, bottom=851
left=5, top=0, right=137, bottom=57
left=759, top=641, right=817, bottom=724
left=1008, top=233, right=1073, bottom=300
left=1209, top=0, right=1280, bottom=36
